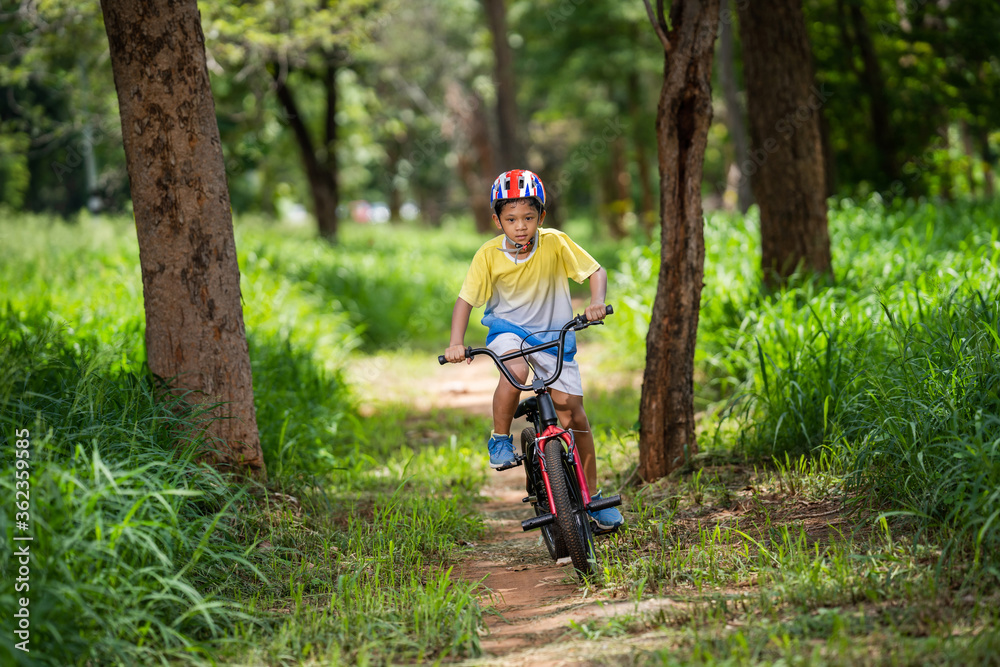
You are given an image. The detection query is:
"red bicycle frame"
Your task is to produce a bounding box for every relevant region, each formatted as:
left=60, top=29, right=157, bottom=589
left=535, top=424, right=592, bottom=517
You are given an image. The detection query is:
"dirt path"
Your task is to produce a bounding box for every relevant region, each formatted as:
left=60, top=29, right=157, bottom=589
left=348, top=343, right=681, bottom=664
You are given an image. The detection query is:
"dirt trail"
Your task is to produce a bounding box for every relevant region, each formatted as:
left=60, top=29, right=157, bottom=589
left=460, top=468, right=681, bottom=666
left=349, top=342, right=679, bottom=665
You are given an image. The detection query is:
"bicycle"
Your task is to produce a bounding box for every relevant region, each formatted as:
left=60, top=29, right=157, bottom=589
left=438, top=306, right=622, bottom=579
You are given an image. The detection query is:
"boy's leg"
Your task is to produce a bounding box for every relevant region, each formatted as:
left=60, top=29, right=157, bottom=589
left=550, top=389, right=597, bottom=492
left=493, top=352, right=529, bottom=435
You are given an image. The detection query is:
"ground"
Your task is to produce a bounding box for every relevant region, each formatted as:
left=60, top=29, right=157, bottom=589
left=349, top=342, right=681, bottom=665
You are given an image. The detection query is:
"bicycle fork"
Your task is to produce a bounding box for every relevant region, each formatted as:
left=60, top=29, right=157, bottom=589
left=520, top=426, right=622, bottom=532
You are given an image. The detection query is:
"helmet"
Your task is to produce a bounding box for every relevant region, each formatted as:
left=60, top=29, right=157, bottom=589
left=490, top=169, right=546, bottom=212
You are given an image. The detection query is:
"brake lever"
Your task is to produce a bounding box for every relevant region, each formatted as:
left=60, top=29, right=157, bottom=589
left=574, top=319, right=605, bottom=331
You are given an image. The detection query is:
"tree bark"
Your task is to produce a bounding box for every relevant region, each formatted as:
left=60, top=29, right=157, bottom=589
left=737, top=0, right=831, bottom=285
left=483, top=0, right=523, bottom=171
left=638, top=0, right=719, bottom=482
left=101, top=0, right=266, bottom=478
left=718, top=8, right=753, bottom=213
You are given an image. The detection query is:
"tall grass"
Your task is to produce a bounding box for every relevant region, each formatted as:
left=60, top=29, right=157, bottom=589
left=0, top=319, right=254, bottom=666
left=840, top=290, right=1000, bottom=567
left=0, top=214, right=492, bottom=664
left=610, top=198, right=1000, bottom=568
left=237, top=220, right=485, bottom=350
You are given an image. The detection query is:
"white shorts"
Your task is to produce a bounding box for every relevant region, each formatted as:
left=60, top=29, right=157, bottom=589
left=487, top=333, right=584, bottom=396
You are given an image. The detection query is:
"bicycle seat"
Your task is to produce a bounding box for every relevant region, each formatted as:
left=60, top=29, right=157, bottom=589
left=514, top=397, right=538, bottom=420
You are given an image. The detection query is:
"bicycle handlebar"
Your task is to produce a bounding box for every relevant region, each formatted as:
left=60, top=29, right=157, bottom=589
left=438, top=305, right=613, bottom=392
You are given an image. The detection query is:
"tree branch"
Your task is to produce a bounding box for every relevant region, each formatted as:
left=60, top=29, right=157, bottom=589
left=643, top=0, right=671, bottom=52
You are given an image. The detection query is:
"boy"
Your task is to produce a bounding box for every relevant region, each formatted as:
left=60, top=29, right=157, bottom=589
left=443, top=169, right=624, bottom=532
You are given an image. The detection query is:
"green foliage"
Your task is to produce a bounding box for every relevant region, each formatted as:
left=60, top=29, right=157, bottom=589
left=0, top=212, right=491, bottom=664
left=0, top=213, right=361, bottom=478
left=610, top=198, right=1000, bottom=568
left=226, top=458, right=487, bottom=664
left=239, top=220, right=486, bottom=350
left=0, top=318, right=254, bottom=666
left=841, top=290, right=1000, bottom=565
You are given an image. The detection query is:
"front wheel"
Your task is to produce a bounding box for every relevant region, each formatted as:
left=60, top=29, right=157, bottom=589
left=522, top=428, right=567, bottom=560
left=543, top=435, right=597, bottom=579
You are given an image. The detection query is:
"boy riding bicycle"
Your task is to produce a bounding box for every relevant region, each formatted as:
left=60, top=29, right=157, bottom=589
left=443, top=169, right=624, bottom=532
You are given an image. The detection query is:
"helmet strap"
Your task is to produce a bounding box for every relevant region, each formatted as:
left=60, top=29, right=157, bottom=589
left=498, top=230, right=538, bottom=257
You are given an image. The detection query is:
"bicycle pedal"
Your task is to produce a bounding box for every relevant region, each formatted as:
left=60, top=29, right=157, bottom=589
left=494, top=455, right=525, bottom=472
left=590, top=520, right=623, bottom=537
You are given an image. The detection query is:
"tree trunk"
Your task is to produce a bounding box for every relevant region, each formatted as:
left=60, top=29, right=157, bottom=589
left=608, top=134, right=631, bottom=239
left=818, top=106, right=838, bottom=198
left=385, top=139, right=402, bottom=222
left=272, top=63, right=339, bottom=239
left=101, top=0, right=266, bottom=478
left=718, top=8, right=753, bottom=213
left=938, top=125, right=954, bottom=201
left=976, top=124, right=995, bottom=198
left=444, top=81, right=496, bottom=233
left=627, top=70, right=657, bottom=234
left=737, top=0, right=831, bottom=285
left=483, top=0, right=523, bottom=170
left=847, top=1, right=900, bottom=184
left=638, top=0, right=719, bottom=482
left=960, top=120, right=977, bottom=196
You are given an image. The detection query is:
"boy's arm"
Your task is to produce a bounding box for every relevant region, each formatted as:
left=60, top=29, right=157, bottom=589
left=584, top=267, right=608, bottom=322
left=445, top=297, right=474, bottom=363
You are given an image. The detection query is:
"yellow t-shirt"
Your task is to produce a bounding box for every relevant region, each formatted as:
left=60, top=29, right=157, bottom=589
left=458, top=228, right=599, bottom=358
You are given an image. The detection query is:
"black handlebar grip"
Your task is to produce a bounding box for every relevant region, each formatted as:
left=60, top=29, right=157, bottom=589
left=439, top=347, right=474, bottom=365
left=606, top=305, right=614, bottom=315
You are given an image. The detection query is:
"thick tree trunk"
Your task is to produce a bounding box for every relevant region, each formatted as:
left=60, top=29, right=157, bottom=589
left=639, top=0, right=719, bottom=482
left=101, top=0, right=265, bottom=478
left=483, top=0, right=523, bottom=170
left=737, top=0, right=831, bottom=285
left=718, top=9, right=753, bottom=213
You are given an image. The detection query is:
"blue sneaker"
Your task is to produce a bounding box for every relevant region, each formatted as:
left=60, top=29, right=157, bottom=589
left=487, top=433, right=516, bottom=469
left=588, top=491, right=624, bottom=533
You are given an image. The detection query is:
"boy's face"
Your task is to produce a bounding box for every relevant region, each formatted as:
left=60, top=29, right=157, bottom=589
left=493, top=200, right=545, bottom=247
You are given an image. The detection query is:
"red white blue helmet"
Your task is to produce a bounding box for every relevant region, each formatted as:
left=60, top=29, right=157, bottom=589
left=490, top=169, right=546, bottom=211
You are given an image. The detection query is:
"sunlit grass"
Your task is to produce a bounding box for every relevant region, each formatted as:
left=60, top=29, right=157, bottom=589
left=4, top=199, right=1000, bottom=664
left=0, top=214, right=493, bottom=665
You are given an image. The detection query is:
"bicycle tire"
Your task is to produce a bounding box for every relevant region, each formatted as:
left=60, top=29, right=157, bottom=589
left=543, top=436, right=597, bottom=579
left=521, top=427, right=567, bottom=560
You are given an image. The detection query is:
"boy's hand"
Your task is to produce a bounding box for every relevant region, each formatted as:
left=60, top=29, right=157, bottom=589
left=584, top=303, right=608, bottom=322
left=444, top=344, right=471, bottom=364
